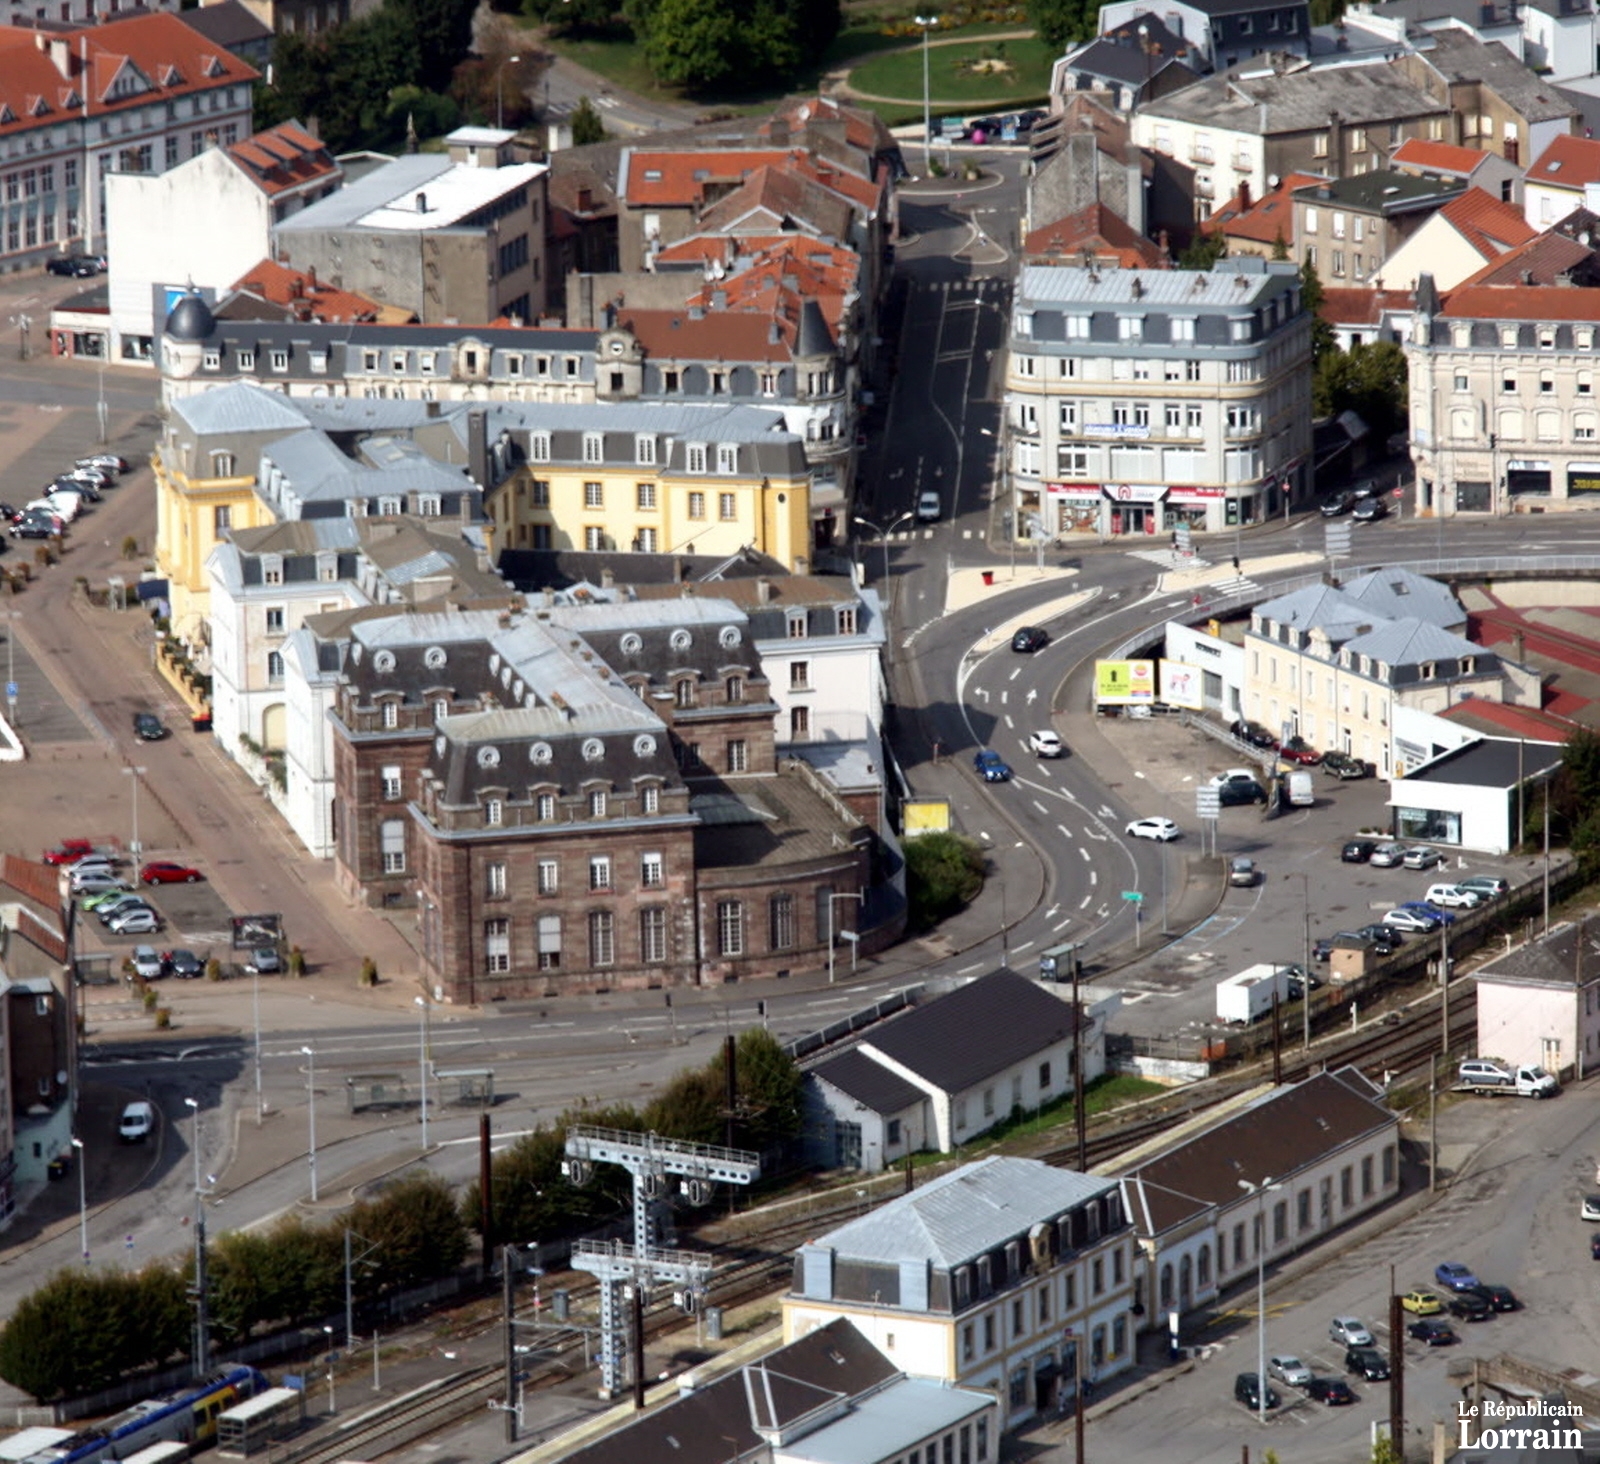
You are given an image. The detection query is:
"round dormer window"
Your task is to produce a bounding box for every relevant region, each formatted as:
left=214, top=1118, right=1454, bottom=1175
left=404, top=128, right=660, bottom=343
left=669, top=628, right=692, bottom=652
left=634, top=734, right=657, bottom=758
left=719, top=625, right=741, bottom=649
left=530, top=741, right=553, bottom=764
left=373, top=650, right=396, bottom=673
left=424, top=646, right=447, bottom=670
left=620, top=632, right=643, bottom=656
left=582, top=738, right=605, bottom=762
left=477, top=745, right=500, bottom=769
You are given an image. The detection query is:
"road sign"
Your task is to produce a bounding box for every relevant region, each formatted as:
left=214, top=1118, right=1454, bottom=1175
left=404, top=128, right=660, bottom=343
left=1195, top=789, right=1221, bottom=814
left=4, top=682, right=15, bottom=700
left=1120, top=891, right=1144, bottom=902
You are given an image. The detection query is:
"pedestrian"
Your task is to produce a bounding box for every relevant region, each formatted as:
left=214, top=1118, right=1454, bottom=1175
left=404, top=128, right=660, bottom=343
left=1232, top=554, right=1241, bottom=573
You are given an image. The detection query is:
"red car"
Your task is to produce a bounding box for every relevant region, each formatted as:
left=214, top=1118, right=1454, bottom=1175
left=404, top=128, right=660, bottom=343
left=1278, top=737, right=1323, bottom=766
left=140, top=861, right=202, bottom=885
left=44, top=839, right=96, bottom=866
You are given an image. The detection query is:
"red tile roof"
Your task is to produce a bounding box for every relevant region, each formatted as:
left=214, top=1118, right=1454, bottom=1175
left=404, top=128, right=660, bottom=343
left=1437, top=187, right=1535, bottom=260
left=693, top=163, right=857, bottom=242
left=226, top=121, right=337, bottom=199
left=1440, top=283, right=1600, bottom=319
left=618, top=304, right=799, bottom=364
left=1318, top=287, right=1415, bottom=325
left=0, top=853, right=62, bottom=911
left=1455, top=229, right=1594, bottom=286
left=1391, top=138, right=1490, bottom=176
left=0, top=13, right=257, bottom=141
left=623, top=146, right=878, bottom=215
left=226, top=258, right=387, bottom=323
left=1204, top=172, right=1326, bottom=245
left=1024, top=202, right=1168, bottom=268
left=1526, top=133, right=1600, bottom=189
left=1438, top=699, right=1581, bottom=739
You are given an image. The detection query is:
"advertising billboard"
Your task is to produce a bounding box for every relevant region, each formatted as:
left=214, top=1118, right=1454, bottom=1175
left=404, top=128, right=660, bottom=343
left=1095, top=660, right=1156, bottom=704
left=1159, top=660, right=1204, bottom=710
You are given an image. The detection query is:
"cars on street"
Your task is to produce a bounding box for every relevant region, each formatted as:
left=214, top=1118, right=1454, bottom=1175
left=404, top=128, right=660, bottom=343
left=1126, top=816, right=1179, bottom=841
left=1402, top=845, right=1445, bottom=870
left=1383, top=908, right=1440, bottom=933
left=1322, top=751, right=1373, bottom=779
left=130, top=945, right=164, bottom=980
left=70, top=871, right=127, bottom=895
left=118, top=1100, right=155, bottom=1141
left=1474, top=1284, right=1518, bottom=1311
left=1306, top=1377, right=1356, bottom=1405
left=1457, top=875, right=1509, bottom=899
left=1231, top=719, right=1277, bottom=749
left=1424, top=883, right=1483, bottom=909
left=133, top=711, right=169, bottom=741
left=245, top=947, right=282, bottom=975
left=164, top=949, right=204, bottom=979
left=1407, top=1318, right=1458, bottom=1346
left=1268, top=1355, right=1313, bottom=1388
left=1341, top=838, right=1377, bottom=862
left=1027, top=730, right=1064, bottom=758
left=973, top=749, right=1013, bottom=783
left=1209, top=769, right=1260, bottom=788
left=915, top=491, right=941, bottom=522
left=1369, top=842, right=1408, bottom=867
left=46, top=253, right=103, bottom=277
left=1233, top=1373, right=1279, bottom=1410
left=1345, top=1346, right=1390, bottom=1380
left=108, top=907, right=162, bottom=934
left=1581, top=1195, right=1600, bottom=1221
left=1320, top=491, right=1355, bottom=517
left=1329, top=1316, right=1373, bottom=1347
left=140, top=861, right=202, bottom=884
left=1278, top=736, right=1322, bottom=765
left=1229, top=857, right=1259, bottom=887
left=1399, top=899, right=1456, bottom=925
left=1353, top=496, right=1388, bottom=523
left=1448, top=1290, right=1492, bottom=1322
left=1218, top=778, right=1266, bottom=805
left=1401, top=1289, right=1444, bottom=1315
left=1011, top=626, right=1049, bottom=653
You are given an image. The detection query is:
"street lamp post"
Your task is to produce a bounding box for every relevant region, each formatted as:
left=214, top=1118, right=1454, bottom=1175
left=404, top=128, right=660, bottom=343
left=415, top=995, right=430, bottom=1150
left=915, top=16, right=939, bottom=174
left=322, top=1325, right=337, bottom=1414
left=252, top=965, right=264, bottom=1124
left=70, top=1136, right=87, bottom=1262
left=1238, top=1176, right=1280, bottom=1426
left=121, top=765, right=147, bottom=858
left=184, top=1097, right=211, bottom=1375
left=497, top=54, right=522, bottom=130
left=302, top=1045, right=318, bottom=1202
left=851, top=512, right=914, bottom=644
left=825, top=891, right=863, bottom=985
left=2, top=611, right=17, bottom=726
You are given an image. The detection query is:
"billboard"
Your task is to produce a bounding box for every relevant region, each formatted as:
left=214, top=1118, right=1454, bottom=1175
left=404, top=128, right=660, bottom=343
left=902, top=799, right=952, bottom=837
left=1159, top=660, right=1204, bottom=710
left=231, top=913, right=283, bottom=950
left=1095, top=659, right=1156, bottom=705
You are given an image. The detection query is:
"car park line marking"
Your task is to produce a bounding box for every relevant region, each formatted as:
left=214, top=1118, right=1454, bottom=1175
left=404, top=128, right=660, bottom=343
left=1045, top=904, right=1059, bottom=919
left=1088, top=870, right=1097, bottom=884
left=1057, top=824, right=1072, bottom=840
left=1033, top=800, right=1049, bottom=814
left=1013, top=940, right=1033, bottom=954
left=1000, top=690, right=1008, bottom=704
left=1009, top=667, right=1022, bottom=681
left=1080, top=895, right=1092, bottom=908
left=1054, top=916, right=1072, bottom=931
left=956, top=963, right=984, bottom=974
left=1004, top=715, right=1014, bottom=730
left=1079, top=847, right=1091, bottom=861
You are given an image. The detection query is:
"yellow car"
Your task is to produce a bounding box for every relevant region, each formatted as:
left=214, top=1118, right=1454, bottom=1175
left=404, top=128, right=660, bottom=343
left=1401, top=1289, right=1444, bottom=1315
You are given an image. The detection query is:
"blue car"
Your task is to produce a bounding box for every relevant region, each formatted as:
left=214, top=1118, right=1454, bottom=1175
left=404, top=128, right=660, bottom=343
left=1399, top=900, right=1456, bottom=926
left=974, top=749, right=1013, bottom=783
left=1434, top=1262, right=1480, bottom=1293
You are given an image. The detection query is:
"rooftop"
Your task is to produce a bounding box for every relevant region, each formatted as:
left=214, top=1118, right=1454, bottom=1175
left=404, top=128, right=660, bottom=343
left=1206, top=172, right=1328, bottom=245
left=1390, top=137, right=1496, bottom=176
left=274, top=153, right=545, bottom=234
left=1291, top=169, right=1465, bottom=215
left=1476, top=917, right=1600, bottom=990
left=808, top=1048, right=926, bottom=1116
left=1414, top=28, right=1575, bottom=126
left=1398, top=736, right=1563, bottom=788
left=1434, top=187, right=1537, bottom=260
left=1016, top=256, right=1296, bottom=309
left=1526, top=132, right=1600, bottom=188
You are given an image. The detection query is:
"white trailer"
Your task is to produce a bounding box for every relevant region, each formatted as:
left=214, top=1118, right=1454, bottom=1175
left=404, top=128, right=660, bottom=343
left=1216, top=964, right=1291, bottom=1024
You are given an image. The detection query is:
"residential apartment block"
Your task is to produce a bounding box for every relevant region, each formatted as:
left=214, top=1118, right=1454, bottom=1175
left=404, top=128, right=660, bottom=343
left=786, top=1157, right=1136, bottom=1427
left=1005, top=257, right=1311, bottom=537
left=1097, top=0, right=1311, bottom=71
left=1292, top=170, right=1467, bottom=287
left=0, top=13, right=256, bottom=272
left=1406, top=272, right=1600, bottom=515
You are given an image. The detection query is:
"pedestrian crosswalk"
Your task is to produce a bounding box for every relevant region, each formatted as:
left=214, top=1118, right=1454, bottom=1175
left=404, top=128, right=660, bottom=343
left=1125, top=548, right=1263, bottom=600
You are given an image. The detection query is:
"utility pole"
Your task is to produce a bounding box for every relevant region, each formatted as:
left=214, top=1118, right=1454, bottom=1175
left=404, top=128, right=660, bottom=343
left=502, top=1244, right=517, bottom=1444
left=1388, top=1267, right=1405, bottom=1459
left=1072, top=955, right=1087, bottom=1172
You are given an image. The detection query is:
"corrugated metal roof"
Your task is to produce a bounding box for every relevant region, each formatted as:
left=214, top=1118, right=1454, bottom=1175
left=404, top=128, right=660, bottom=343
left=1342, top=617, right=1483, bottom=664
left=1017, top=259, right=1293, bottom=309
left=174, top=381, right=309, bottom=435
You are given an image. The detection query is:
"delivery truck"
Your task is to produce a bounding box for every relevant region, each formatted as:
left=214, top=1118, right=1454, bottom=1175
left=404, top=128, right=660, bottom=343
left=1454, top=1059, right=1559, bottom=1097
left=1216, top=964, right=1293, bottom=1024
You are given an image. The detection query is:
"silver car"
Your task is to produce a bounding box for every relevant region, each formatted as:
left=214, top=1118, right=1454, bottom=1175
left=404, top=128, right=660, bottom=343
left=1329, top=1316, right=1374, bottom=1347
left=1269, top=1354, right=1314, bottom=1388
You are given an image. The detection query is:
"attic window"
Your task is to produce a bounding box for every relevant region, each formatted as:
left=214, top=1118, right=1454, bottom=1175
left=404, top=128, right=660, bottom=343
left=1549, top=160, right=1562, bottom=172
left=644, top=169, right=663, bottom=181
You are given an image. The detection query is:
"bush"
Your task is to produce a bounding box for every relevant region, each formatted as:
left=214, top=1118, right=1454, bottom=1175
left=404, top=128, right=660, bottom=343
left=205, top=957, right=223, bottom=982
left=359, top=956, right=378, bottom=987
left=903, top=831, right=986, bottom=930
left=289, top=946, right=307, bottom=977
left=120, top=536, right=139, bottom=560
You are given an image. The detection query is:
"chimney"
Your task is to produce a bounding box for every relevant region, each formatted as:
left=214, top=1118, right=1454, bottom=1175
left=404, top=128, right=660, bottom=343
left=1521, top=269, right=1534, bottom=285
left=600, top=567, right=615, bottom=589
left=578, top=274, right=595, bottom=330
left=467, top=409, right=489, bottom=491
left=307, top=263, right=317, bottom=288
left=1513, top=628, right=1525, bottom=661
left=415, top=191, right=427, bottom=214
left=1239, top=179, right=1252, bottom=210
left=756, top=577, right=772, bottom=604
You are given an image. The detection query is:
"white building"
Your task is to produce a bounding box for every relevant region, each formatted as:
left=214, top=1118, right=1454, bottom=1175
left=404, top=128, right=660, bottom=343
left=104, top=121, right=340, bottom=362
left=1473, top=919, right=1600, bottom=1078
left=1163, top=617, right=1245, bottom=721
left=0, top=13, right=254, bottom=275
left=785, top=1156, right=1136, bottom=1426
left=1005, top=257, right=1312, bottom=538
left=1388, top=736, right=1561, bottom=852
left=1522, top=137, right=1600, bottom=230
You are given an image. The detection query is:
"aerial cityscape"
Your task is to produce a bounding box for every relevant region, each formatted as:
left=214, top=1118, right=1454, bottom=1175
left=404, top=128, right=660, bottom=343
left=0, top=0, right=1599, bottom=1460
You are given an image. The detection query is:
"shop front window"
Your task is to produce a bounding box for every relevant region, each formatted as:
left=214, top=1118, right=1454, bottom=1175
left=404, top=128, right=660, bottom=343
left=1395, top=807, right=1461, bottom=845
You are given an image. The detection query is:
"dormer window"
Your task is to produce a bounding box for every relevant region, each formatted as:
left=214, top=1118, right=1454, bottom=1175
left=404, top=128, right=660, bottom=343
left=530, top=432, right=550, bottom=462
left=583, top=432, right=604, bottom=464
left=237, top=349, right=255, bottom=371
left=716, top=443, right=738, bottom=474
left=636, top=434, right=656, bottom=465
left=686, top=442, right=708, bottom=473
left=787, top=612, right=807, bottom=639
left=262, top=555, right=283, bottom=586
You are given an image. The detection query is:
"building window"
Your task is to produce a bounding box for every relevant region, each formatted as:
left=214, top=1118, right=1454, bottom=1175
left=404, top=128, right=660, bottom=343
left=265, top=650, right=285, bottom=684
left=717, top=900, right=744, bottom=956
left=536, top=914, right=560, bottom=969
left=962, top=1324, right=974, bottom=1362
left=381, top=701, right=398, bottom=729
left=790, top=706, right=810, bottom=741
left=640, top=907, right=667, bottom=963
left=589, top=854, right=612, bottom=891
left=537, top=859, right=558, bottom=895
left=381, top=764, right=402, bottom=800
left=718, top=492, right=737, bottom=520
left=636, top=481, right=656, bottom=510
left=213, top=504, right=232, bottom=534
left=642, top=785, right=660, bottom=815
left=589, top=910, right=615, bottom=966
left=531, top=479, right=551, bottom=507
left=1361, top=1155, right=1374, bottom=1196
left=536, top=793, right=556, bottom=822
left=688, top=491, right=706, bottom=519
left=380, top=820, right=405, bottom=873
left=769, top=892, right=795, bottom=949
left=640, top=852, right=664, bottom=889
left=583, top=432, right=603, bottom=463
left=725, top=675, right=744, bottom=703
left=687, top=443, right=708, bottom=473
left=636, top=435, right=657, bottom=465
left=983, top=1313, right=995, bottom=1352
left=790, top=661, right=810, bottom=690
left=583, top=480, right=604, bottom=509
left=486, top=862, right=507, bottom=898
left=484, top=918, right=510, bottom=973
left=727, top=739, right=748, bottom=773
left=1297, top=1188, right=1312, bottom=1231
left=486, top=798, right=504, bottom=827
left=676, top=679, right=696, bottom=708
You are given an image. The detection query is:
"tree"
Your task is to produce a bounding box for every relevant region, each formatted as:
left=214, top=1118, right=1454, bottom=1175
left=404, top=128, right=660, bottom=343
left=631, top=0, right=836, bottom=90
left=1300, top=254, right=1336, bottom=366
left=642, top=0, right=740, bottom=88
left=1028, top=0, right=1097, bottom=49
left=1313, top=340, right=1407, bottom=442
left=1271, top=230, right=1290, bottom=260
left=733, top=1026, right=803, bottom=1151
left=904, top=831, right=986, bottom=930
left=390, top=0, right=476, bottom=94
left=355, top=1172, right=469, bottom=1290
left=571, top=96, right=608, bottom=145
left=1179, top=232, right=1226, bottom=269
left=520, top=0, right=616, bottom=27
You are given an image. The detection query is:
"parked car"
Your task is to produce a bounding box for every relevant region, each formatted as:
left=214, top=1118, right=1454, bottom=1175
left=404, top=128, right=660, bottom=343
left=1399, top=899, right=1456, bottom=925
left=1329, top=1317, right=1373, bottom=1347
left=1231, top=719, right=1277, bottom=749
left=46, top=253, right=102, bottom=277
left=1219, top=778, right=1266, bottom=806
left=1268, top=1355, right=1313, bottom=1388
left=67, top=854, right=116, bottom=878
left=1401, top=1289, right=1444, bottom=1315
left=1402, top=845, right=1445, bottom=870
left=1285, top=965, right=1322, bottom=999
left=98, top=900, right=154, bottom=928
left=1306, top=1377, right=1356, bottom=1405
left=1341, top=839, right=1378, bottom=863
left=43, top=839, right=96, bottom=866
left=1353, top=496, right=1389, bottom=522
left=245, top=947, right=281, bottom=975
left=108, top=907, right=162, bottom=934
left=1126, top=816, right=1180, bottom=841
left=915, top=491, right=941, bottom=522
left=1473, top=1284, right=1518, bottom=1311
left=1229, top=857, right=1259, bottom=887
left=1369, top=842, right=1408, bottom=867
left=82, top=887, right=136, bottom=911
left=1457, top=875, right=1509, bottom=900
left=95, top=892, right=149, bottom=920
left=10, top=515, right=58, bottom=540
left=1278, top=736, right=1322, bottom=765
left=140, top=861, right=201, bottom=884
left=133, top=711, right=169, bottom=741
left=1591, top=1231, right=1600, bottom=1260
left=1320, top=491, right=1355, bottom=517
left=164, top=949, right=204, bottom=979
left=1448, top=1290, right=1492, bottom=1322
left=51, top=478, right=100, bottom=503
left=1407, top=1318, right=1457, bottom=1346
left=69, top=871, right=127, bottom=896
left=1425, top=883, right=1483, bottom=909
left=1233, top=1373, right=1280, bottom=1411
left=1383, top=908, right=1440, bottom=934
left=1583, top=1195, right=1600, bottom=1221
left=130, top=945, right=164, bottom=980
left=1345, top=1346, right=1389, bottom=1380
left=1209, top=769, right=1260, bottom=788
left=973, top=749, right=1013, bottom=783
left=77, top=454, right=129, bottom=474
left=1011, top=626, right=1049, bottom=653
left=1353, top=923, right=1403, bottom=954
left=1322, top=751, right=1373, bottom=779
left=118, top=1100, right=155, bottom=1141
left=1027, top=730, right=1064, bottom=758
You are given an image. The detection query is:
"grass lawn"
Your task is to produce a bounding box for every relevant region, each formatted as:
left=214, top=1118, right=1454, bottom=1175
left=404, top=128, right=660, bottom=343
left=847, top=33, right=1055, bottom=105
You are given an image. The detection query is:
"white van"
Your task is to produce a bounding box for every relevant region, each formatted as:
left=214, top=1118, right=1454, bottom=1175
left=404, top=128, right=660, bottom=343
left=1286, top=770, right=1314, bottom=806
left=118, top=1100, right=155, bottom=1142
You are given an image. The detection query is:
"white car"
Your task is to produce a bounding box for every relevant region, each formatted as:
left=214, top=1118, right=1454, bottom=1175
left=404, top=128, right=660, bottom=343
left=1329, top=1316, right=1374, bottom=1347
left=1268, top=1354, right=1313, bottom=1388
left=1381, top=908, right=1437, bottom=933
left=915, top=491, right=941, bottom=522
left=1209, top=768, right=1259, bottom=788
left=1424, top=883, right=1483, bottom=909
left=1126, top=817, right=1180, bottom=842
left=130, top=945, right=164, bottom=980
left=1028, top=730, right=1065, bottom=758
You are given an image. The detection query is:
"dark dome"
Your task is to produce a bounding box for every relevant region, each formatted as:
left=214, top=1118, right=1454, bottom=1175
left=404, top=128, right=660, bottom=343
left=164, top=292, right=216, bottom=342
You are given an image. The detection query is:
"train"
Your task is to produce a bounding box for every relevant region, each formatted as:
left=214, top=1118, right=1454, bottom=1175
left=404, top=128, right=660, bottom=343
left=21, top=1367, right=269, bottom=1464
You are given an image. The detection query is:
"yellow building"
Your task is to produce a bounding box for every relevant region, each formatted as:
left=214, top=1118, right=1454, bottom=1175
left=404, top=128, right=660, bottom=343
left=481, top=404, right=814, bottom=571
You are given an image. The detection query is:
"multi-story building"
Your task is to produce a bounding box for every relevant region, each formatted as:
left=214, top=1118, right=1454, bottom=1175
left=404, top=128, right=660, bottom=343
left=1378, top=187, right=1535, bottom=291
left=1473, top=918, right=1600, bottom=1076
left=272, top=128, right=548, bottom=326
left=103, top=120, right=340, bottom=362
left=1521, top=133, right=1600, bottom=229
left=1391, top=136, right=1522, bottom=207
left=1237, top=569, right=1537, bottom=773
left=1097, top=0, right=1311, bottom=70
left=785, top=1156, right=1136, bottom=1427
left=1004, top=257, right=1311, bottom=537
left=0, top=12, right=256, bottom=273
left=1406, top=272, right=1600, bottom=514
left=1291, top=170, right=1467, bottom=287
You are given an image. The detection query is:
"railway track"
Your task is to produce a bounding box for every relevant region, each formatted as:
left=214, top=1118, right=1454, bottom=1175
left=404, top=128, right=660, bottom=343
left=279, top=1367, right=503, bottom=1464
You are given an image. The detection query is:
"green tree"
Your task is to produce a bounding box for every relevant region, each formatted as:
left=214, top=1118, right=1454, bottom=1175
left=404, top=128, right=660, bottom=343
left=1300, top=254, right=1336, bottom=366
left=570, top=95, right=608, bottom=145
left=644, top=1063, right=727, bottom=1145
left=1179, top=232, right=1226, bottom=269
left=733, top=1026, right=803, bottom=1151
left=355, top=1172, right=469, bottom=1290
left=1271, top=230, right=1290, bottom=260
left=1028, top=0, right=1096, bottom=48
left=904, top=830, right=985, bottom=930
left=642, top=0, right=740, bottom=88
left=1310, top=0, right=1347, bottom=23
left=390, top=0, right=475, bottom=94
left=520, top=0, right=616, bottom=27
